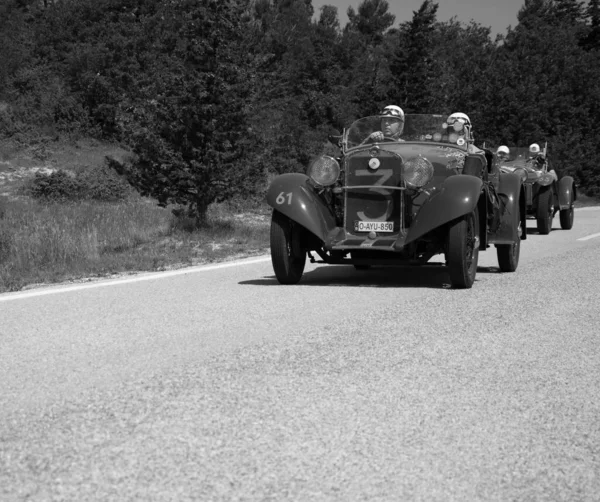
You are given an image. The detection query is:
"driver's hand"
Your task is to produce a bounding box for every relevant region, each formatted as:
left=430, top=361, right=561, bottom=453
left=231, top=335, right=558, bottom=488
left=368, top=131, right=384, bottom=142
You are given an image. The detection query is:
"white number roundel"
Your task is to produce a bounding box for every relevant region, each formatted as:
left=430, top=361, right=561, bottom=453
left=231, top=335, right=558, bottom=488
left=368, top=158, right=380, bottom=170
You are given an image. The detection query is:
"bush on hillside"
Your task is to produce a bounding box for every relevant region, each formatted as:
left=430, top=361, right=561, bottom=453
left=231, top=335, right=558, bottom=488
left=24, top=165, right=131, bottom=202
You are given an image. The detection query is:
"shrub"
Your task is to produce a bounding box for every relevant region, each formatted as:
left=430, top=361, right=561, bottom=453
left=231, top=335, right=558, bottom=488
left=26, top=169, right=84, bottom=202
left=24, top=164, right=131, bottom=202
left=77, top=164, right=131, bottom=201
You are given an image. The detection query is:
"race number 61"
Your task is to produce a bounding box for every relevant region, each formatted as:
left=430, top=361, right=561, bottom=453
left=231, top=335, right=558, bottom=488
left=276, top=192, right=293, bottom=205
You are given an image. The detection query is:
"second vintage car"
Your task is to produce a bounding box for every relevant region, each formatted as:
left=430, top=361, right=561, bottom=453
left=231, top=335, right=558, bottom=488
left=267, top=112, right=526, bottom=289
left=496, top=143, right=576, bottom=234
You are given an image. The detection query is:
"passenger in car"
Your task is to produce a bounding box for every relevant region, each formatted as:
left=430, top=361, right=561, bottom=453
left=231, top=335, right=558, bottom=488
left=529, top=143, right=557, bottom=180
left=529, top=143, right=546, bottom=168
left=446, top=112, right=484, bottom=155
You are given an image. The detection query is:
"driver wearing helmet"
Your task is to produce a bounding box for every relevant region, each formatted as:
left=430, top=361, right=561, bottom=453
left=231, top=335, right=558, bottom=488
left=445, top=112, right=483, bottom=154
left=363, top=105, right=405, bottom=143
left=496, top=145, right=510, bottom=162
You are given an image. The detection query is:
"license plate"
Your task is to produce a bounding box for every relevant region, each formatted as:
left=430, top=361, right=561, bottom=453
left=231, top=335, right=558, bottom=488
left=354, top=221, right=394, bottom=232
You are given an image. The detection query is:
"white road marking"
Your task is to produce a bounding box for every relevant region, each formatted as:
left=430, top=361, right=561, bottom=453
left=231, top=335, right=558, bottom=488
left=0, top=256, right=271, bottom=302
left=577, top=232, right=600, bottom=242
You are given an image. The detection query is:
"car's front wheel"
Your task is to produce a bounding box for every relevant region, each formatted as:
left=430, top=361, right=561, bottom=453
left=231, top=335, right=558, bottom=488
left=497, top=202, right=521, bottom=272
left=536, top=188, right=553, bottom=234
left=270, top=210, right=306, bottom=284
left=559, top=187, right=575, bottom=230
left=446, top=208, right=479, bottom=289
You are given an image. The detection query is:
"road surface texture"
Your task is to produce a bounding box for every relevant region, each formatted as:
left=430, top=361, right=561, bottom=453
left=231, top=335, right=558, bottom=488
left=1, top=208, right=600, bottom=501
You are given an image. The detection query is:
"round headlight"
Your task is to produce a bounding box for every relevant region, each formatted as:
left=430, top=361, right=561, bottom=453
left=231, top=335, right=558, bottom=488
left=403, top=155, right=434, bottom=189
left=307, top=156, right=340, bottom=186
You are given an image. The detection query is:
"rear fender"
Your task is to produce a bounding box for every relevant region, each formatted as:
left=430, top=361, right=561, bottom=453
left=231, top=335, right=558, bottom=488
left=557, top=176, right=576, bottom=209
left=406, top=175, right=482, bottom=244
left=491, top=172, right=525, bottom=244
left=266, top=173, right=337, bottom=243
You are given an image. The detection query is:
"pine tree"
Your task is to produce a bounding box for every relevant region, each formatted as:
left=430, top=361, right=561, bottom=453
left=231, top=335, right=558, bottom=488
left=387, top=0, right=439, bottom=112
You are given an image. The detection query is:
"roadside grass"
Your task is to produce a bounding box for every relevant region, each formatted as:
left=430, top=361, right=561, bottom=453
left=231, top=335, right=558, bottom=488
left=0, top=197, right=270, bottom=293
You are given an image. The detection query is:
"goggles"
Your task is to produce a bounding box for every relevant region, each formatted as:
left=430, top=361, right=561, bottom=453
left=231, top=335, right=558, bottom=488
left=447, top=116, right=469, bottom=126
left=380, top=108, right=404, bottom=120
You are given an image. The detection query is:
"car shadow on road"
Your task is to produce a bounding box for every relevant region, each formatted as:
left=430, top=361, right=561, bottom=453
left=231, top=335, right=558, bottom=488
left=239, top=264, right=500, bottom=289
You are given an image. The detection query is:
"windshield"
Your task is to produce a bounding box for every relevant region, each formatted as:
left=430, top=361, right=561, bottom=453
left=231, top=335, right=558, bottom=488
left=343, top=114, right=469, bottom=151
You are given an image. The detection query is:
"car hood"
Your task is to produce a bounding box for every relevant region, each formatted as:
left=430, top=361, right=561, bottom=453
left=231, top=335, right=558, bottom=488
left=345, top=142, right=469, bottom=189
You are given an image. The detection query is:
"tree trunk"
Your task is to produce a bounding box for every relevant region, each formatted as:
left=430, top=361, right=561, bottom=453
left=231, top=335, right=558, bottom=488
left=194, top=195, right=211, bottom=227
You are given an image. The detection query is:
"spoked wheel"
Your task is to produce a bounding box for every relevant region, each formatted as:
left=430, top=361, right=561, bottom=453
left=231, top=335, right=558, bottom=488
left=559, top=203, right=574, bottom=230
left=446, top=208, right=480, bottom=289
left=497, top=202, right=521, bottom=272
left=270, top=210, right=306, bottom=284
left=536, top=188, right=553, bottom=234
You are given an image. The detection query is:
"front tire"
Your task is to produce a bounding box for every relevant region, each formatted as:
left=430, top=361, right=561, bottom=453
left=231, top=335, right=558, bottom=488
left=497, top=202, right=521, bottom=272
left=446, top=208, right=479, bottom=289
left=270, top=210, right=306, bottom=284
left=536, top=188, right=553, bottom=234
left=559, top=205, right=574, bottom=230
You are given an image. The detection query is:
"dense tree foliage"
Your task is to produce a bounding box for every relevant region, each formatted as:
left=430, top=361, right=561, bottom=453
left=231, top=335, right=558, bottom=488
left=1, top=0, right=600, bottom=219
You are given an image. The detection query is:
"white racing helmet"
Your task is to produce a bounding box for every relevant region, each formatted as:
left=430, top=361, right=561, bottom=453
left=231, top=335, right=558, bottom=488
left=497, top=145, right=510, bottom=156
left=529, top=143, right=541, bottom=154
left=379, top=105, right=405, bottom=138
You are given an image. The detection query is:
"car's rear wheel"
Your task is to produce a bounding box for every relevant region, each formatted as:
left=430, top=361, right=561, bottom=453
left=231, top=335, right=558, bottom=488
left=497, top=202, right=521, bottom=272
left=446, top=208, right=479, bottom=289
left=536, top=188, right=553, bottom=234
left=270, top=210, right=306, bottom=284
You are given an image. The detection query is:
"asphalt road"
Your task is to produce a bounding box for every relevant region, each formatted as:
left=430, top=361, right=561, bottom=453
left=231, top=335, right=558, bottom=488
left=1, top=208, right=600, bottom=501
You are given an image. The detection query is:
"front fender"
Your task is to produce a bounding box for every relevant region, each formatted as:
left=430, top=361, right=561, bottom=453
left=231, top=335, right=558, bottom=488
left=490, top=172, right=525, bottom=244
left=558, top=176, right=576, bottom=209
left=266, top=173, right=337, bottom=243
left=406, top=175, right=482, bottom=244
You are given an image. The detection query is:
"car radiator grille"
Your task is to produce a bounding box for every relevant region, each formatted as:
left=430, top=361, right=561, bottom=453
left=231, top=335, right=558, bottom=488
left=343, top=151, right=407, bottom=237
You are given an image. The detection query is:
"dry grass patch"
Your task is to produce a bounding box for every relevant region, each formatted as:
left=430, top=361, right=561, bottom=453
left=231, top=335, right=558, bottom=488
left=0, top=198, right=270, bottom=292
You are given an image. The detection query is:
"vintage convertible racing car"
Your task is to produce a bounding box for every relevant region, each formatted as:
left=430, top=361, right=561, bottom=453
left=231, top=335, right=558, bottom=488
left=496, top=143, right=576, bottom=234
left=267, top=113, right=526, bottom=289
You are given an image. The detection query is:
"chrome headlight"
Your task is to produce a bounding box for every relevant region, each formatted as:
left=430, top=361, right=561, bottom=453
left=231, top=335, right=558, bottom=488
left=307, top=156, right=340, bottom=187
left=403, top=155, right=434, bottom=189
